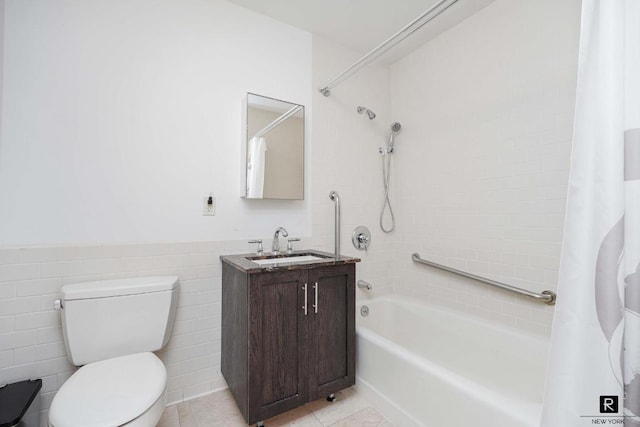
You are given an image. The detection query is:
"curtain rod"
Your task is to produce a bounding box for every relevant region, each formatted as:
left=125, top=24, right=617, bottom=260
left=254, top=105, right=303, bottom=138
left=319, top=0, right=460, bottom=97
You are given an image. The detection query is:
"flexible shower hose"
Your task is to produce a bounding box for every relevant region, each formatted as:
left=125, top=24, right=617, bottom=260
left=380, top=151, right=395, bottom=233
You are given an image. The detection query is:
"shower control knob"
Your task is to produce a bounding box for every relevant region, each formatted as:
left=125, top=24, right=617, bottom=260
left=352, top=226, right=371, bottom=251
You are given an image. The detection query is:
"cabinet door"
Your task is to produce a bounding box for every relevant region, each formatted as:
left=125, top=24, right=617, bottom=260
left=307, top=264, right=356, bottom=400
left=248, top=270, right=309, bottom=423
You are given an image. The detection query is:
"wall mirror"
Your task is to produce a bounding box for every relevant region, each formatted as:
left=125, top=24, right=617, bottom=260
left=241, top=93, right=305, bottom=200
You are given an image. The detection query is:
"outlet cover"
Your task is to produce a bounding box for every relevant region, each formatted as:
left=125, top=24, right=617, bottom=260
left=203, top=196, right=216, bottom=216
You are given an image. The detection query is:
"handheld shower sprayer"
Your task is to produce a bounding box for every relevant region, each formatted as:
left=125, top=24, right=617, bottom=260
left=357, top=106, right=376, bottom=120
left=380, top=122, right=402, bottom=155
left=379, top=122, right=401, bottom=233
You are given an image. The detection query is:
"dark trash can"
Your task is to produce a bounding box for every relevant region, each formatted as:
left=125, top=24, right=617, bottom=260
left=0, top=379, right=42, bottom=427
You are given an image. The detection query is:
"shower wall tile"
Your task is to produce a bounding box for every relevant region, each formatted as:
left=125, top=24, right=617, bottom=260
left=311, top=36, right=394, bottom=300
left=0, top=239, right=310, bottom=426
left=389, top=0, right=582, bottom=339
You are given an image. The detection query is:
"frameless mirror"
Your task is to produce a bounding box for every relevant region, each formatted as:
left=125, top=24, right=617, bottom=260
left=241, top=93, right=304, bottom=200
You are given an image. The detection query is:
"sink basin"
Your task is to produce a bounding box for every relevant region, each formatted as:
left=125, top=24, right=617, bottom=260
left=251, top=255, right=325, bottom=266
left=221, top=250, right=358, bottom=273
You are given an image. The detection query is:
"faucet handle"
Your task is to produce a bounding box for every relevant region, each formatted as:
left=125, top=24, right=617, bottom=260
left=248, top=239, right=263, bottom=255
left=287, top=238, right=301, bottom=254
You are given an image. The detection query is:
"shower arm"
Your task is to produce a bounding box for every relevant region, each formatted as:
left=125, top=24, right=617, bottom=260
left=319, top=0, right=459, bottom=96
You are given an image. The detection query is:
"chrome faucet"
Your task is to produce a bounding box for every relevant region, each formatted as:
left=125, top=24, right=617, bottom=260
left=272, top=227, right=289, bottom=254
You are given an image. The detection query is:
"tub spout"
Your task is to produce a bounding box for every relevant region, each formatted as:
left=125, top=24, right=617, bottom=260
left=357, top=280, right=373, bottom=290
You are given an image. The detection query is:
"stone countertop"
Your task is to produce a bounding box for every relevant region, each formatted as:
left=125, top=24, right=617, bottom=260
left=220, top=249, right=360, bottom=274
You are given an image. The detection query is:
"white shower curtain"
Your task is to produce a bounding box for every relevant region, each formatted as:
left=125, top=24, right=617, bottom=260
left=541, top=1, right=640, bottom=426
left=246, top=136, right=267, bottom=198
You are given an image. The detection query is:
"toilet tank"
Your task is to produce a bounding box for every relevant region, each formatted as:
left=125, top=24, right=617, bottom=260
left=60, top=276, right=179, bottom=366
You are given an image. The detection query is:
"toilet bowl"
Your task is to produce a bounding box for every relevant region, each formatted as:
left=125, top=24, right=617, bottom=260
left=48, top=276, right=179, bottom=427
left=49, top=353, right=166, bottom=427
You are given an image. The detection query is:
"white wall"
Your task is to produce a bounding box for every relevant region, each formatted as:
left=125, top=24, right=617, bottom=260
left=0, top=0, right=311, bottom=246
left=0, top=1, right=314, bottom=424
left=390, top=0, right=581, bottom=336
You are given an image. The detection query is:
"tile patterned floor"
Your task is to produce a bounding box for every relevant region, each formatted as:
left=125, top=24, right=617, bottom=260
left=158, top=387, right=392, bottom=427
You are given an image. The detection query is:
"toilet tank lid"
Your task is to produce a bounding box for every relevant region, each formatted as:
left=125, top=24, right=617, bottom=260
left=62, top=276, right=179, bottom=301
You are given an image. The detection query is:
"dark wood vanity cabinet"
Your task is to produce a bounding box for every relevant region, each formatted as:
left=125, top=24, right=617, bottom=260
left=221, top=257, right=356, bottom=425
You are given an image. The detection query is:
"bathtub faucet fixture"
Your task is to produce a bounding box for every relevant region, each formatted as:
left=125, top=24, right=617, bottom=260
left=357, top=280, right=373, bottom=290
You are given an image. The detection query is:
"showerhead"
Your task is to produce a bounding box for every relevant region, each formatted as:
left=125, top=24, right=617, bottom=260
left=382, top=122, right=402, bottom=155
left=357, top=106, right=376, bottom=120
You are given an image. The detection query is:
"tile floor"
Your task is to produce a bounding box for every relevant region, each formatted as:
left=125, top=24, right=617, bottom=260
left=158, top=387, right=392, bottom=427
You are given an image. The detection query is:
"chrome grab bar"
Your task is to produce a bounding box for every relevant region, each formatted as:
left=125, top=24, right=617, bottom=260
left=329, top=191, right=340, bottom=260
left=411, top=253, right=556, bottom=305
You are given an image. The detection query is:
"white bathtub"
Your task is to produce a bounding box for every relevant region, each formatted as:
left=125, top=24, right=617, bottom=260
left=355, top=296, right=548, bottom=427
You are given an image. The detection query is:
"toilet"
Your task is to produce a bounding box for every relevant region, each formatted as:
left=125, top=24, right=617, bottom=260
left=48, top=276, right=180, bottom=427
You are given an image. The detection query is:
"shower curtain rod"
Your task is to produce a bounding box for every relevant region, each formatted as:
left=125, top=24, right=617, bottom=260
left=254, top=105, right=303, bottom=138
left=319, top=0, right=460, bottom=97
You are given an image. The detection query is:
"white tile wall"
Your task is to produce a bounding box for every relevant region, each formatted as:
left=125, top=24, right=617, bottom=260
left=0, top=238, right=307, bottom=426
left=388, top=0, right=582, bottom=338
left=310, top=35, right=394, bottom=299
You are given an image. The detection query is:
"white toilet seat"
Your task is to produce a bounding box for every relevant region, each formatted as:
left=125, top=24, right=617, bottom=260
left=49, top=352, right=167, bottom=427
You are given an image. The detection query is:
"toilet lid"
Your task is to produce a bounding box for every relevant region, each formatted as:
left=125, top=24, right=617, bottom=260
left=49, top=352, right=166, bottom=427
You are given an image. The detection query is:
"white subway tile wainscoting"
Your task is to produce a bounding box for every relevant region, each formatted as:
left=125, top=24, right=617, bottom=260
left=0, top=239, right=303, bottom=425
